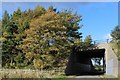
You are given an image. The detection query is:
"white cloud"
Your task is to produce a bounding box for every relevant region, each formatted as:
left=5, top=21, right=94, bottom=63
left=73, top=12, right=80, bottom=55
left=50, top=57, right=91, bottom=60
left=104, top=33, right=112, bottom=39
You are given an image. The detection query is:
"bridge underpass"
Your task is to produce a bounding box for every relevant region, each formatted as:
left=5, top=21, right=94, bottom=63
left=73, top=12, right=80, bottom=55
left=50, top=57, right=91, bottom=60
left=65, top=43, right=119, bottom=79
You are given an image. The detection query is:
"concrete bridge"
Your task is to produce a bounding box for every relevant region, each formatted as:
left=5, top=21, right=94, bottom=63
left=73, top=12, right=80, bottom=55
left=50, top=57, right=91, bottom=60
left=97, top=44, right=119, bottom=77
left=65, top=43, right=120, bottom=79
left=75, top=44, right=120, bottom=79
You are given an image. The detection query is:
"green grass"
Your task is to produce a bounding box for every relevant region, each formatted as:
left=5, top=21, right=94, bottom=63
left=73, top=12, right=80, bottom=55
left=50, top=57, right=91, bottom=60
left=53, top=75, right=76, bottom=78
left=52, top=75, right=68, bottom=80
left=110, top=43, right=120, bottom=60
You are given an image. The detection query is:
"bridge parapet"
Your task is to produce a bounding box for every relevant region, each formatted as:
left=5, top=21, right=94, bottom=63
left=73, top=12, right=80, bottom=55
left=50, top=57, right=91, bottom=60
left=93, top=38, right=113, bottom=45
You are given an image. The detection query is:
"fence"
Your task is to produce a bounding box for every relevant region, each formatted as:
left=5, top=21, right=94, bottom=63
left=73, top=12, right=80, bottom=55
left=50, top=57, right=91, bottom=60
left=93, top=38, right=113, bottom=45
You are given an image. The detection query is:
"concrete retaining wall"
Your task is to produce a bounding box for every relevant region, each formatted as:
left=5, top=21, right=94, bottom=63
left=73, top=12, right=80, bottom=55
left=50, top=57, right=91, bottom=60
left=97, top=44, right=118, bottom=77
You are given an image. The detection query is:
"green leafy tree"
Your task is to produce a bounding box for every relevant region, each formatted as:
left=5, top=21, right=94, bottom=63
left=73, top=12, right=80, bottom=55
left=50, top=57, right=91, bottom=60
left=2, top=8, right=34, bottom=68
left=0, top=20, right=1, bottom=37
left=84, top=35, right=92, bottom=48
left=58, top=10, right=83, bottom=50
left=2, top=10, right=10, bottom=26
left=48, top=6, right=56, bottom=12
left=111, top=26, right=120, bottom=42
left=33, top=5, right=46, bottom=18
left=111, top=25, right=120, bottom=60
left=2, top=21, right=18, bottom=68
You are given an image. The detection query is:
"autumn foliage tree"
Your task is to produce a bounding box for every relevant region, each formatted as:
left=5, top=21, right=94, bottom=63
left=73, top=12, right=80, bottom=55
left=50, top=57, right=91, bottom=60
left=20, top=7, right=83, bottom=69
left=1, top=6, right=91, bottom=69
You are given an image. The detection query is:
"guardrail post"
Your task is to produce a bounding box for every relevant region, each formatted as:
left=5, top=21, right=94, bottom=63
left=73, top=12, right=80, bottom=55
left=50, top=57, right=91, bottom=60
left=94, top=41, right=96, bottom=45
left=107, top=39, right=109, bottom=43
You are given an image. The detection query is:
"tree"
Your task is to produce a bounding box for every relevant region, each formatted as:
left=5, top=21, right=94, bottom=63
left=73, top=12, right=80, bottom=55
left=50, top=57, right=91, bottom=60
left=2, top=6, right=83, bottom=69
left=59, top=10, right=82, bottom=39
left=2, top=21, right=19, bottom=68
left=48, top=6, right=56, bottom=12
left=33, top=5, right=46, bottom=18
left=20, top=8, right=83, bottom=69
left=2, top=8, right=33, bottom=68
left=2, top=10, right=10, bottom=26
left=0, top=20, right=2, bottom=34
left=111, top=26, right=120, bottom=42
left=20, top=10, right=68, bottom=69
left=111, top=25, right=120, bottom=60
left=84, top=35, right=92, bottom=48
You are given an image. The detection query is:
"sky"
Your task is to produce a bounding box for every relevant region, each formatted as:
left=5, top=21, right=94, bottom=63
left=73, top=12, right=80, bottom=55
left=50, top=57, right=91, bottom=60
left=1, top=2, right=118, bottom=41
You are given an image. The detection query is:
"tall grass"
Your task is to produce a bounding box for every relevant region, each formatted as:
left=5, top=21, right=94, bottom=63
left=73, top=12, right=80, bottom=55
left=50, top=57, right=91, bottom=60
left=0, top=68, right=65, bottom=78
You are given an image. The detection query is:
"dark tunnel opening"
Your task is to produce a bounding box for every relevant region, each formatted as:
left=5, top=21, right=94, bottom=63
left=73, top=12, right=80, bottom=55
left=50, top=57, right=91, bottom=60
left=65, top=48, right=106, bottom=76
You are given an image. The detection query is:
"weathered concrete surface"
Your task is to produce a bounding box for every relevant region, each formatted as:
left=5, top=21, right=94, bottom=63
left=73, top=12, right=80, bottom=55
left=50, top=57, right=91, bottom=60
left=97, top=44, right=118, bottom=77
